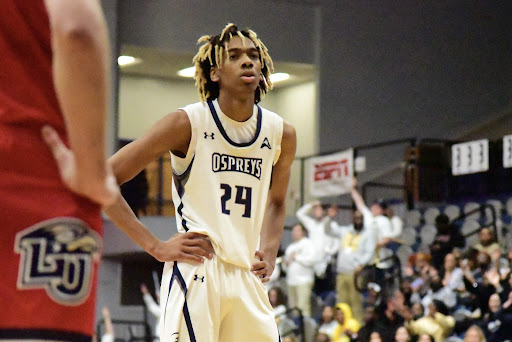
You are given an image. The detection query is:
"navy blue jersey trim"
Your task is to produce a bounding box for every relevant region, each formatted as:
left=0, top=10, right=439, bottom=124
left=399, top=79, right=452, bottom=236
left=0, top=329, right=91, bottom=341
left=177, top=203, right=189, bottom=231
left=207, top=101, right=262, bottom=147
left=172, top=157, right=194, bottom=232
left=172, top=155, right=195, bottom=180
left=163, top=262, right=196, bottom=342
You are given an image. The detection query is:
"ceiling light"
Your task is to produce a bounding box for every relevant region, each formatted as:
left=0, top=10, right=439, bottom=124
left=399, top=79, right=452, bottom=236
left=269, top=72, right=290, bottom=83
left=117, top=55, right=141, bottom=66
left=177, top=67, right=195, bottom=78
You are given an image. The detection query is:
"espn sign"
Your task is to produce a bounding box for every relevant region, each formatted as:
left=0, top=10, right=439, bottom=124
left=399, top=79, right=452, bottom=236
left=313, top=159, right=350, bottom=181
left=309, top=149, right=354, bottom=197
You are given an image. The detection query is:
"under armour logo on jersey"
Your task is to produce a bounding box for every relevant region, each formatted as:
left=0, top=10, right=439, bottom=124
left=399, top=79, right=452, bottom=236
left=194, top=274, right=205, bottom=282
left=261, top=137, right=271, bottom=149
left=204, top=132, right=215, bottom=139
left=14, top=218, right=101, bottom=306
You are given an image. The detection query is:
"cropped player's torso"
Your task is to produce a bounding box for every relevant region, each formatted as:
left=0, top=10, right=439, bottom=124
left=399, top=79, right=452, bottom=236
left=0, top=1, right=101, bottom=339
left=171, top=99, right=283, bottom=268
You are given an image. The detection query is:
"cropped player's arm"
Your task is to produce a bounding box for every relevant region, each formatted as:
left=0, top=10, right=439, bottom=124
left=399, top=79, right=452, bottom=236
left=42, top=0, right=118, bottom=206
left=254, top=122, right=296, bottom=281
left=104, top=111, right=214, bottom=263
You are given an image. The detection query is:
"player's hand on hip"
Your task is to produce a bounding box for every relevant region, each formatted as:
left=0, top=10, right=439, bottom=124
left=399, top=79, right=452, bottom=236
left=252, top=250, right=273, bottom=283
left=156, top=232, right=214, bottom=264
left=42, top=125, right=119, bottom=206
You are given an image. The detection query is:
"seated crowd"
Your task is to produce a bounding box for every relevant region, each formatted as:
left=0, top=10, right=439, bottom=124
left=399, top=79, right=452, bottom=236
left=267, top=182, right=512, bottom=342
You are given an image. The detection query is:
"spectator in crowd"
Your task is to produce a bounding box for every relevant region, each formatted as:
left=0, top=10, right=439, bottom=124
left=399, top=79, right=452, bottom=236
left=296, top=201, right=337, bottom=278
left=376, top=288, right=407, bottom=342
left=474, top=228, right=501, bottom=257
left=461, top=251, right=496, bottom=316
left=140, top=283, right=160, bottom=341
left=411, top=258, right=456, bottom=313
left=325, top=209, right=377, bottom=323
left=505, top=246, right=512, bottom=270
left=442, top=253, right=464, bottom=292
left=416, top=333, right=435, bottom=342
left=315, top=331, right=332, bottom=342
left=282, top=334, right=299, bottom=342
left=405, top=300, right=455, bottom=342
left=407, top=253, right=436, bottom=300
left=317, top=305, right=338, bottom=340
left=351, top=180, right=394, bottom=272
left=407, top=253, right=434, bottom=279
left=283, top=224, right=316, bottom=317
left=411, top=302, right=425, bottom=320
left=332, top=303, right=361, bottom=342
left=99, top=306, right=114, bottom=342
left=386, top=207, right=404, bottom=241
left=430, top=213, right=465, bottom=270
left=268, top=286, right=288, bottom=318
left=394, top=326, right=412, bottom=342
left=463, top=325, right=487, bottom=342
left=478, top=293, right=512, bottom=342
left=498, top=273, right=512, bottom=304
left=368, top=331, right=385, bottom=342
left=268, top=286, right=295, bottom=338
left=364, top=282, right=383, bottom=309
left=351, top=306, right=380, bottom=342
left=400, top=278, right=414, bottom=308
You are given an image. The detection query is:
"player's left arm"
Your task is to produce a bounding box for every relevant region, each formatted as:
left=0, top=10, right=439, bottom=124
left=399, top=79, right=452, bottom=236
left=252, top=121, right=296, bottom=282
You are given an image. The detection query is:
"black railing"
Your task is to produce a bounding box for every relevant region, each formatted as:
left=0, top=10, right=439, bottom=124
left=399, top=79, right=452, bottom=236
left=451, top=203, right=498, bottom=240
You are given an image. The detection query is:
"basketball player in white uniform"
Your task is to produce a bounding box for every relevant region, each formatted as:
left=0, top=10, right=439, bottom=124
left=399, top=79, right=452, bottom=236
left=103, top=23, right=297, bottom=342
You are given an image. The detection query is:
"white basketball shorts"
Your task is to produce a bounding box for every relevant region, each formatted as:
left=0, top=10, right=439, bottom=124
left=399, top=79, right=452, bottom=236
left=159, top=256, right=280, bottom=342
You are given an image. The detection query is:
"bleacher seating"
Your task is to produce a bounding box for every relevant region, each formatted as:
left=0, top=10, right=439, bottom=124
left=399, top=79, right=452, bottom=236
left=443, top=204, right=461, bottom=221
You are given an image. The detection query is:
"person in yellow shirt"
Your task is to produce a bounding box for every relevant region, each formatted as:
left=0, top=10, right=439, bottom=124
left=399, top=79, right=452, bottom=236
left=405, top=300, right=455, bottom=342
left=332, top=303, right=361, bottom=342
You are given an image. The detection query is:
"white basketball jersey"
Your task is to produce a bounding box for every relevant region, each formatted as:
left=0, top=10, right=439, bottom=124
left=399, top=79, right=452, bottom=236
left=171, top=99, right=283, bottom=269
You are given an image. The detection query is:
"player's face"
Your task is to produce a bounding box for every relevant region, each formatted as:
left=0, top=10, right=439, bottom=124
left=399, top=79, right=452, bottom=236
left=212, top=36, right=262, bottom=96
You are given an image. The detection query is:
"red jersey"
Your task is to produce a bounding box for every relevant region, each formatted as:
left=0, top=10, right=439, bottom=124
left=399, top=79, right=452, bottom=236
left=0, top=1, right=102, bottom=340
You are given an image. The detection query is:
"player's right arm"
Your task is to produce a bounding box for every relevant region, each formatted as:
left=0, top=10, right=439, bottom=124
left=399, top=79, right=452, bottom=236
left=103, top=110, right=214, bottom=263
left=43, top=0, right=118, bottom=206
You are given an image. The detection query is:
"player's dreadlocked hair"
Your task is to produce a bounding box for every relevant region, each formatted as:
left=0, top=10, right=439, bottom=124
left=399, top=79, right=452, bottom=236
left=193, top=23, right=274, bottom=104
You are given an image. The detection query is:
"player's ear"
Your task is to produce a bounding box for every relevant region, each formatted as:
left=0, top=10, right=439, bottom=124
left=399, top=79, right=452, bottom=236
left=210, top=68, right=220, bottom=82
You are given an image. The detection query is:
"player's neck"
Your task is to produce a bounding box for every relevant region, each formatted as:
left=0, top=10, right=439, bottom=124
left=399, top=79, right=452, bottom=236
left=217, top=93, right=254, bottom=122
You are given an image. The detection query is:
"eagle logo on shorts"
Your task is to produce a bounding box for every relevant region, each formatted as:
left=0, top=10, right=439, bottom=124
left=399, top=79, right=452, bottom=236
left=14, top=217, right=102, bottom=306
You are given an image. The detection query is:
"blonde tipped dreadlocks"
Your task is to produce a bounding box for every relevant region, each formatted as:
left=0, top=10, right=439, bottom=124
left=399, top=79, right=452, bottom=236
left=193, top=23, right=274, bottom=103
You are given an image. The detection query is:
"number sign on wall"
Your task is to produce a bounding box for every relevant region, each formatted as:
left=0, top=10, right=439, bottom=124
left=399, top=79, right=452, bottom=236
left=503, top=135, right=512, bottom=169
left=451, top=139, right=489, bottom=176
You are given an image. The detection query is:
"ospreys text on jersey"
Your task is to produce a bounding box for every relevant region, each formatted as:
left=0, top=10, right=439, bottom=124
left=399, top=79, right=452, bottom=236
left=211, top=153, right=262, bottom=179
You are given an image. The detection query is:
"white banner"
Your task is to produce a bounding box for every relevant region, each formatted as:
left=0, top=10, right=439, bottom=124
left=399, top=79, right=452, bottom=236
left=451, top=139, right=489, bottom=175
left=309, top=148, right=353, bottom=197
left=504, top=134, right=512, bottom=168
